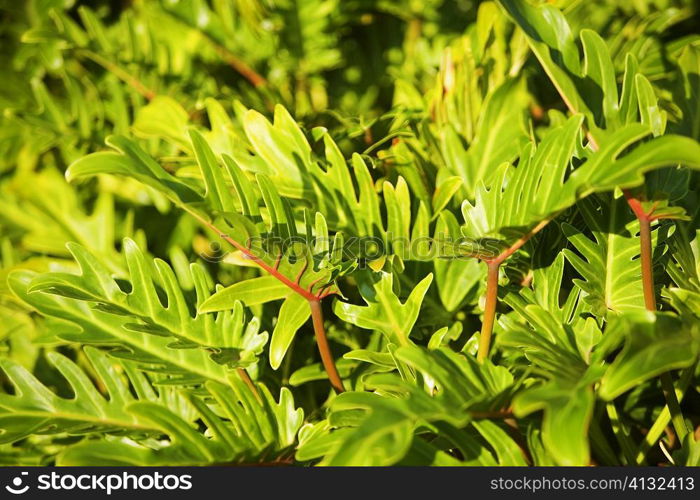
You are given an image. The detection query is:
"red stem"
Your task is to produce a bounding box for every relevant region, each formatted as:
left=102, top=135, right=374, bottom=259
left=623, top=189, right=656, bottom=310
left=474, top=218, right=552, bottom=361
left=492, top=219, right=551, bottom=266
left=638, top=216, right=656, bottom=311
left=188, top=210, right=321, bottom=301
left=183, top=208, right=344, bottom=392
left=236, top=368, right=262, bottom=404
left=76, top=49, right=156, bottom=100
left=623, top=189, right=689, bottom=441
left=309, top=299, right=345, bottom=393
left=477, top=261, right=500, bottom=363
left=212, top=44, right=268, bottom=88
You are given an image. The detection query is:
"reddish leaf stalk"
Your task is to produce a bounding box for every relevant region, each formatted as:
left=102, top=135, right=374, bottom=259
left=220, top=232, right=344, bottom=392
left=236, top=368, right=262, bottom=404
left=638, top=216, right=656, bottom=311
left=477, top=261, right=500, bottom=363
left=212, top=44, right=268, bottom=88
left=76, top=49, right=157, bottom=100
left=476, top=218, right=552, bottom=362
left=622, top=189, right=688, bottom=441
left=623, top=189, right=657, bottom=310
left=193, top=214, right=321, bottom=301
left=183, top=207, right=345, bottom=392
left=309, top=299, right=345, bottom=393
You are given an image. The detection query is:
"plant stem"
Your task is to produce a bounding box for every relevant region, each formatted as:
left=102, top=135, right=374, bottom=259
left=636, top=363, right=695, bottom=464
left=76, top=49, right=156, bottom=100
left=638, top=215, right=656, bottom=310
left=606, top=401, right=637, bottom=465
left=309, top=299, right=345, bottom=393
left=623, top=190, right=691, bottom=448
left=660, top=372, right=688, bottom=443
left=212, top=44, right=268, bottom=88
left=473, top=219, right=553, bottom=362
left=493, top=219, right=551, bottom=264
left=236, top=368, right=262, bottom=404
left=477, top=261, right=500, bottom=363
left=162, top=10, right=268, bottom=89
left=180, top=206, right=345, bottom=394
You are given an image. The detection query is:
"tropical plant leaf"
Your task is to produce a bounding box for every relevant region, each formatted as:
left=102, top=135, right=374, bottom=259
left=56, top=372, right=303, bottom=465
left=513, top=379, right=595, bottom=466
left=269, top=293, right=312, bottom=370
left=199, top=276, right=290, bottom=311
left=333, top=272, right=433, bottom=346
left=461, top=114, right=700, bottom=245
left=0, top=347, right=182, bottom=443
left=311, top=346, right=520, bottom=466
left=598, top=312, right=700, bottom=401
left=440, top=78, right=529, bottom=198
left=8, top=240, right=267, bottom=379
left=563, top=195, right=657, bottom=317
left=3, top=0, right=700, bottom=470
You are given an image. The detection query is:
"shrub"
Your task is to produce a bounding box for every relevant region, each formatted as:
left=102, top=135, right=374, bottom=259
left=1, top=0, right=699, bottom=466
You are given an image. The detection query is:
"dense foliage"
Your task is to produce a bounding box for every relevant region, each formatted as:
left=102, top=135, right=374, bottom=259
left=1, top=0, right=700, bottom=466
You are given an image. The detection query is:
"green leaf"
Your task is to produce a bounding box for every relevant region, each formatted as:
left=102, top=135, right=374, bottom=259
left=431, top=176, right=462, bottom=215
left=599, top=312, right=699, bottom=400
left=673, top=44, right=700, bottom=140
left=269, top=293, right=311, bottom=370
left=66, top=132, right=351, bottom=300
left=442, top=78, right=529, bottom=198
left=56, top=372, right=303, bottom=465
left=323, top=408, right=414, bottom=466
left=564, top=128, right=700, bottom=195
left=318, top=356, right=511, bottom=466
left=462, top=114, right=700, bottom=245
left=394, top=345, right=514, bottom=412
left=9, top=240, right=267, bottom=378
left=199, top=276, right=289, bottom=311
left=242, top=106, right=309, bottom=198
left=333, top=272, right=433, bottom=346
left=0, top=169, right=123, bottom=270
left=461, top=114, right=583, bottom=242
left=434, top=212, right=484, bottom=311
left=513, top=379, right=594, bottom=466
left=673, top=434, right=700, bottom=466
left=497, top=0, right=589, bottom=118
left=66, top=135, right=202, bottom=205
left=471, top=420, right=528, bottom=466
left=190, top=128, right=237, bottom=213
left=562, top=195, right=651, bottom=316
left=132, top=96, right=190, bottom=147
left=0, top=347, right=177, bottom=443
left=500, top=294, right=594, bottom=381
left=289, top=358, right=356, bottom=386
